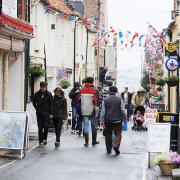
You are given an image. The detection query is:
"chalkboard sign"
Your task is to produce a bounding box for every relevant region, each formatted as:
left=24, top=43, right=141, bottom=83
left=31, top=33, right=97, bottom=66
left=148, top=123, right=171, bottom=153
left=150, top=104, right=165, bottom=112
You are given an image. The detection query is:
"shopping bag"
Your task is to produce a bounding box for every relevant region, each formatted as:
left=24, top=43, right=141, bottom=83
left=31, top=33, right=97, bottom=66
left=122, top=121, right=128, bottom=131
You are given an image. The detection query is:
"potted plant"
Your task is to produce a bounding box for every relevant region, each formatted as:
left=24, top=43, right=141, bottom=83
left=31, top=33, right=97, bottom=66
left=29, top=66, right=45, bottom=78
left=154, top=152, right=180, bottom=176
left=60, top=79, right=71, bottom=89
left=165, top=75, right=179, bottom=87
left=155, top=78, right=166, bottom=86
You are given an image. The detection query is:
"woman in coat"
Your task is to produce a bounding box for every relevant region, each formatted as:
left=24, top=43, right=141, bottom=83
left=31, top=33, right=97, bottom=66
left=53, top=87, right=67, bottom=148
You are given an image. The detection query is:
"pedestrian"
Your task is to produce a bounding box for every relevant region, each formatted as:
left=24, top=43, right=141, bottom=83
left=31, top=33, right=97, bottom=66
left=101, top=86, right=126, bottom=155
left=131, top=87, right=147, bottom=108
left=121, top=87, right=132, bottom=120
left=33, top=81, right=53, bottom=147
left=69, top=82, right=82, bottom=134
left=97, top=84, right=103, bottom=130
left=80, top=77, right=99, bottom=147
left=53, top=87, right=67, bottom=148
left=103, top=80, right=113, bottom=99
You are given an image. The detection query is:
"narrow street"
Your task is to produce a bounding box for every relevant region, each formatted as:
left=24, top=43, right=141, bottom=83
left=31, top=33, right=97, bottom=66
left=0, top=122, right=148, bottom=180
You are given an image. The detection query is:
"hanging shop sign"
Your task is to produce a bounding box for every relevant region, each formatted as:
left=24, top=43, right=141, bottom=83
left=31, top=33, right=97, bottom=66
left=165, top=42, right=177, bottom=57
left=165, top=58, right=179, bottom=71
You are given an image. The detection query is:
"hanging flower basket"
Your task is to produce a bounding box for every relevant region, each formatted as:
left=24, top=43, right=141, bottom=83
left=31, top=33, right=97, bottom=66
left=29, top=66, right=45, bottom=78
left=60, top=79, right=71, bottom=89
left=155, top=78, right=166, bottom=86
left=166, top=76, right=179, bottom=87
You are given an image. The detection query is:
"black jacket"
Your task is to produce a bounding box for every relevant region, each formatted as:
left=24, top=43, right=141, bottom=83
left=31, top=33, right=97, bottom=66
left=104, top=95, right=126, bottom=122
left=121, top=92, right=132, bottom=105
left=69, top=89, right=80, bottom=108
left=53, top=95, right=67, bottom=120
left=33, top=90, right=53, bottom=116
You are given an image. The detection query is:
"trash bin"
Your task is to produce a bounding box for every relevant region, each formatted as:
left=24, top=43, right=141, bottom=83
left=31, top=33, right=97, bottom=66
left=157, top=112, right=179, bottom=151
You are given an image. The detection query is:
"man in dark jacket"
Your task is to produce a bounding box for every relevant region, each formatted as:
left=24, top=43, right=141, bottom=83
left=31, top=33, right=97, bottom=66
left=53, top=87, right=67, bottom=148
left=33, top=81, right=53, bottom=146
left=101, top=86, right=126, bottom=155
left=69, top=82, right=81, bottom=134
left=121, top=87, right=132, bottom=120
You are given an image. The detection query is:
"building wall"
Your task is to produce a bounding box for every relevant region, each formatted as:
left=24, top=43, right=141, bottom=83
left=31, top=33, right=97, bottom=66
left=87, top=32, right=97, bottom=78
left=30, top=2, right=88, bottom=94
left=8, top=53, right=24, bottom=111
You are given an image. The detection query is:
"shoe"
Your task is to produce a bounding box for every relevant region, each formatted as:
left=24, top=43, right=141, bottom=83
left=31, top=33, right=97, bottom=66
left=113, top=146, right=120, bottom=155
left=43, top=140, right=47, bottom=146
left=92, top=141, right=100, bottom=146
left=39, top=142, right=43, bottom=147
left=107, top=150, right=112, bottom=154
left=84, top=143, right=89, bottom=147
left=92, top=132, right=99, bottom=146
left=84, top=134, right=89, bottom=148
left=71, top=130, right=75, bottom=134
left=78, top=132, right=82, bottom=136
left=55, top=142, right=60, bottom=148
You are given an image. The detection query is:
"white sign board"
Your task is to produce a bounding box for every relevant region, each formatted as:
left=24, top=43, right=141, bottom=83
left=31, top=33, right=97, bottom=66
left=26, top=103, right=38, bottom=133
left=148, top=123, right=171, bottom=153
left=2, top=0, right=17, bottom=18
left=145, top=109, right=157, bottom=122
left=0, top=111, right=26, bottom=150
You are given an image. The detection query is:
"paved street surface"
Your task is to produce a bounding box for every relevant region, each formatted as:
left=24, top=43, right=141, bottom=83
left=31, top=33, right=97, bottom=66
left=0, top=122, right=149, bottom=180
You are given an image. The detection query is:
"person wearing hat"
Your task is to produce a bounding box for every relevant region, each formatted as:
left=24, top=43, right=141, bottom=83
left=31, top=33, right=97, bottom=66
left=100, top=86, right=126, bottom=155
left=33, top=81, right=53, bottom=147
left=69, top=82, right=82, bottom=135
left=53, top=87, right=67, bottom=148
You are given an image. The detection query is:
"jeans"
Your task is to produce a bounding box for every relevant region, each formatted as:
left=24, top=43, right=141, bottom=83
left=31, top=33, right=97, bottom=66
left=72, top=106, right=77, bottom=130
left=53, top=118, right=63, bottom=142
left=36, top=114, right=49, bottom=144
left=82, top=116, right=97, bottom=134
left=105, top=122, right=122, bottom=152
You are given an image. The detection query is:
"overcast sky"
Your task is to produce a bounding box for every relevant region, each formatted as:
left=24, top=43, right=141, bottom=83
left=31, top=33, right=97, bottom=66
left=107, top=0, right=174, bottom=92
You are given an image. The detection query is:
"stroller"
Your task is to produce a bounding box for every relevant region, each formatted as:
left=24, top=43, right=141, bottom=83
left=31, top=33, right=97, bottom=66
left=132, top=106, right=148, bottom=131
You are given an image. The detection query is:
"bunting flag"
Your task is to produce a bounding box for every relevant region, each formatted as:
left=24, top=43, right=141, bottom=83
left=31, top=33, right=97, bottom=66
left=139, top=35, right=145, bottom=46
left=130, top=32, right=138, bottom=44
left=119, top=31, right=123, bottom=39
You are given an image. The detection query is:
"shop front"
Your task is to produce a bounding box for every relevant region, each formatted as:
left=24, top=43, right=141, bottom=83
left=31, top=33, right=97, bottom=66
left=0, top=2, right=33, bottom=111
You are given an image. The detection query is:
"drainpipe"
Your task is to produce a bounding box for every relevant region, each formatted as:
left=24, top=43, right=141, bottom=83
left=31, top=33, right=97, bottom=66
left=85, top=28, right=89, bottom=78
left=24, top=0, right=31, bottom=108
left=73, top=18, right=77, bottom=87
left=2, top=52, right=8, bottom=110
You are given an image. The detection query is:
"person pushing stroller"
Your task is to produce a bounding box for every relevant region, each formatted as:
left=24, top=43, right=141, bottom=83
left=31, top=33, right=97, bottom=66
left=131, top=87, right=148, bottom=131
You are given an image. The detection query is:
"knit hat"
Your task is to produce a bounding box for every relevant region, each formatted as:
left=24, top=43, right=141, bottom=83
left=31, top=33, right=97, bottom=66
left=109, top=86, right=118, bottom=93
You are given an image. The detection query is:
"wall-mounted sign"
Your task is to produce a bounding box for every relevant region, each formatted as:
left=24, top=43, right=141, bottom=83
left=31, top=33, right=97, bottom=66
left=150, top=104, right=165, bottom=112
left=2, top=0, right=17, bottom=18
left=166, top=42, right=177, bottom=52
left=165, top=58, right=179, bottom=71
left=8, top=52, right=17, bottom=61
left=165, top=42, right=177, bottom=56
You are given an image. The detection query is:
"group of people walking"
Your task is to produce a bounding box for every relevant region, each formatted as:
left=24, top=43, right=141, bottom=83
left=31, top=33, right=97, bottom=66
left=32, top=78, right=147, bottom=155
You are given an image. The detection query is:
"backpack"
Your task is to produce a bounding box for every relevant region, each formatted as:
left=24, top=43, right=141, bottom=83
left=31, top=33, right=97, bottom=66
left=81, top=94, right=95, bottom=116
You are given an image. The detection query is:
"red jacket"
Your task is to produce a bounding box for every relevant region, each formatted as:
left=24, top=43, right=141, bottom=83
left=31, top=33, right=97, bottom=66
left=80, top=83, right=97, bottom=106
